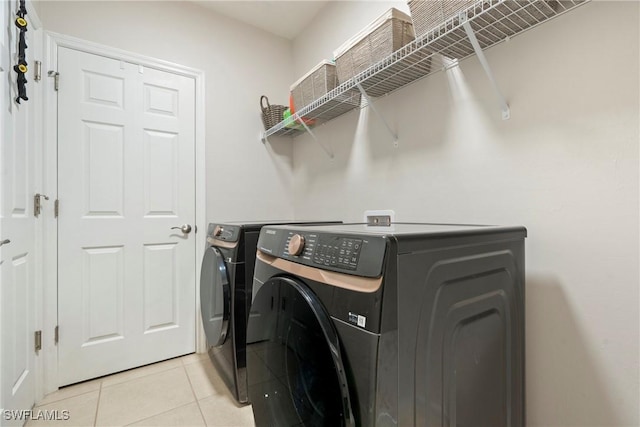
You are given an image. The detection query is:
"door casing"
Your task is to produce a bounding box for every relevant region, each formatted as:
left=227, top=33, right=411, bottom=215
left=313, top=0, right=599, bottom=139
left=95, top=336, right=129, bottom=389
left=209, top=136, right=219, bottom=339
left=42, top=32, right=207, bottom=394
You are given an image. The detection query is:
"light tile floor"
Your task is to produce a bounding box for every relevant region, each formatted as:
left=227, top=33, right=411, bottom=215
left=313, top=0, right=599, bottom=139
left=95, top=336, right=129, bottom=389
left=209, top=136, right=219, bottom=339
left=27, top=353, right=255, bottom=427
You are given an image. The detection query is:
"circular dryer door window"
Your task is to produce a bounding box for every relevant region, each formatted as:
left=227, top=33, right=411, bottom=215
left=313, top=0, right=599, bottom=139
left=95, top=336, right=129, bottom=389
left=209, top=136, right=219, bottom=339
left=247, top=277, right=354, bottom=427
left=200, top=246, right=230, bottom=347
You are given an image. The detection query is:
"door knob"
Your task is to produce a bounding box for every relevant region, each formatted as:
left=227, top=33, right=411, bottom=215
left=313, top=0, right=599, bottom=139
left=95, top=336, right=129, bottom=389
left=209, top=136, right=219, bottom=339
left=0, top=239, right=10, bottom=247
left=171, top=224, right=192, bottom=234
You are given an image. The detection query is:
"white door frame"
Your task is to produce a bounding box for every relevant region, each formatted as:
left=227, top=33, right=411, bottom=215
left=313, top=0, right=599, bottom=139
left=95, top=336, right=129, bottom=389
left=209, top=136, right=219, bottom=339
left=27, top=0, right=44, bottom=407
left=42, top=32, right=207, bottom=394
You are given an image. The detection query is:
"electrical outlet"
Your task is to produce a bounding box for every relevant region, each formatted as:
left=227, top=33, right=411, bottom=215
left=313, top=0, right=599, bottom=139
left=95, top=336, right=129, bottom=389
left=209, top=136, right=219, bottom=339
left=363, top=210, right=395, bottom=226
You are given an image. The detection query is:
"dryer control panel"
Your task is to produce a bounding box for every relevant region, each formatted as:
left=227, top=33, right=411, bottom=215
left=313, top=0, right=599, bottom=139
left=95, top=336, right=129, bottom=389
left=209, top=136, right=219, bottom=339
left=258, top=227, right=387, bottom=278
left=207, top=223, right=240, bottom=242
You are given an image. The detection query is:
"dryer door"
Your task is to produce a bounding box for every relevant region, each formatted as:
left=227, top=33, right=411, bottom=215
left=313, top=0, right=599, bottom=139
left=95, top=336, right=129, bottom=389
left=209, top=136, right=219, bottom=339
left=247, top=277, right=355, bottom=427
left=200, top=246, right=230, bottom=347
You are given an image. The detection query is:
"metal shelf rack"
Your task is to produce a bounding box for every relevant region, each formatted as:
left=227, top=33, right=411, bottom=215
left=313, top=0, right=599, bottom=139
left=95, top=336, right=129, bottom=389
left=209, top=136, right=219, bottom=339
left=261, top=0, right=588, bottom=144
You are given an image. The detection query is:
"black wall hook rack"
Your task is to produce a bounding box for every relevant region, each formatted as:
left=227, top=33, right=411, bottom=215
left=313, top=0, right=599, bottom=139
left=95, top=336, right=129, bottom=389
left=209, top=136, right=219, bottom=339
left=14, top=0, right=28, bottom=104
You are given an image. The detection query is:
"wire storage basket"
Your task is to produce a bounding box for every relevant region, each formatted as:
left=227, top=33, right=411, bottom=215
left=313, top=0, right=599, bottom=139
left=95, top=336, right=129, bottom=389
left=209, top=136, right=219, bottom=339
left=260, top=95, right=287, bottom=131
left=334, top=8, right=416, bottom=89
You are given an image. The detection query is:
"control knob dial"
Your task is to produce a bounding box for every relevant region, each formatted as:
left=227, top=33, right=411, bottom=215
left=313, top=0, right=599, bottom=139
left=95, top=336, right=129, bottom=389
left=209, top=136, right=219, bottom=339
left=288, top=234, right=305, bottom=256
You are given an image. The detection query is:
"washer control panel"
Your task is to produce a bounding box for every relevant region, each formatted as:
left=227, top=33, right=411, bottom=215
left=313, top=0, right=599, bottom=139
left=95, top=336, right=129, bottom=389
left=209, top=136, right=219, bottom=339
left=258, top=227, right=387, bottom=278
left=312, top=235, right=362, bottom=271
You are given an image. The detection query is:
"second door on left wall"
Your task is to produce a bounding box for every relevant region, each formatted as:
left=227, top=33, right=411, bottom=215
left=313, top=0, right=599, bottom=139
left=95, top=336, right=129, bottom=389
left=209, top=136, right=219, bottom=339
left=1, top=1, right=40, bottom=422
left=57, top=47, right=197, bottom=386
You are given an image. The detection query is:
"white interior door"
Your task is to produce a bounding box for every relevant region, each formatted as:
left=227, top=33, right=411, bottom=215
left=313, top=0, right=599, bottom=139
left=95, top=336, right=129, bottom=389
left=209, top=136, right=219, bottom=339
left=0, top=0, right=37, bottom=422
left=57, top=47, right=196, bottom=386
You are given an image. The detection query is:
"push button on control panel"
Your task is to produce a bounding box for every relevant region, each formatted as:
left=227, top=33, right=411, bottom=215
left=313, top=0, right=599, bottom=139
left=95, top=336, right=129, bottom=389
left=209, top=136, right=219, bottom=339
left=313, top=237, right=363, bottom=271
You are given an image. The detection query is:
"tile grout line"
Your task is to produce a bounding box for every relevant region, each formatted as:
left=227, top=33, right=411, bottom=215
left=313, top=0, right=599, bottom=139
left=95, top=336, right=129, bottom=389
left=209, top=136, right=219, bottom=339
left=42, top=358, right=183, bottom=408
left=35, top=357, right=196, bottom=426
left=92, top=363, right=196, bottom=427
left=181, top=353, right=207, bottom=368
left=93, top=381, right=103, bottom=427
left=101, top=360, right=184, bottom=391
left=36, top=387, right=100, bottom=407
left=120, top=402, right=197, bottom=427
left=183, top=361, right=208, bottom=425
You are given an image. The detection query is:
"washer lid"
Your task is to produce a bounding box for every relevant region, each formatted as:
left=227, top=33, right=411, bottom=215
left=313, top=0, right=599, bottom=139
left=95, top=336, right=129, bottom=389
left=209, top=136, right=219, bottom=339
left=199, top=246, right=230, bottom=347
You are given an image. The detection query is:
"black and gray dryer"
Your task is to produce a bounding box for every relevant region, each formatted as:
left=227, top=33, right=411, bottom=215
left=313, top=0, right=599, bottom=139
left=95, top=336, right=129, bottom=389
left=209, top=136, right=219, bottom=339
left=246, top=223, right=526, bottom=426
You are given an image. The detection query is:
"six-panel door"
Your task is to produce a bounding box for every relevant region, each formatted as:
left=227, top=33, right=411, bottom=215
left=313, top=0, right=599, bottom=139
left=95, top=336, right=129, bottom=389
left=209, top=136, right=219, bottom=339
left=57, top=47, right=197, bottom=385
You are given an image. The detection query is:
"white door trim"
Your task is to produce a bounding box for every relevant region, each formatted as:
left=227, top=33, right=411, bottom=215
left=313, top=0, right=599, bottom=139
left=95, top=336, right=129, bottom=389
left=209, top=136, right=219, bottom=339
left=42, top=32, right=207, bottom=394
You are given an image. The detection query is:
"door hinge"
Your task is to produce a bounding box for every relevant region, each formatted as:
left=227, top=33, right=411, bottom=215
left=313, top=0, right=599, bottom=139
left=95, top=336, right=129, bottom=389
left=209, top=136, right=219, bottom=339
left=35, top=330, right=42, bottom=352
left=54, top=199, right=59, bottom=218
left=48, top=70, right=59, bottom=91
left=54, top=326, right=59, bottom=345
left=34, top=60, right=42, bottom=81
left=34, top=193, right=49, bottom=217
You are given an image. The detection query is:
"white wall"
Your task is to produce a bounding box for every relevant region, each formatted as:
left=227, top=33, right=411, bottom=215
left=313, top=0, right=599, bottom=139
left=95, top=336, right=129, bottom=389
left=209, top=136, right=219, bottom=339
left=37, top=1, right=295, bottom=223
left=292, top=1, right=639, bottom=426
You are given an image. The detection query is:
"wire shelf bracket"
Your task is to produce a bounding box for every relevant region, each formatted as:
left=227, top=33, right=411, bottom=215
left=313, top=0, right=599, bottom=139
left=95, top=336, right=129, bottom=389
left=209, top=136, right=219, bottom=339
left=461, top=16, right=510, bottom=120
left=357, top=83, right=399, bottom=148
left=303, top=119, right=334, bottom=159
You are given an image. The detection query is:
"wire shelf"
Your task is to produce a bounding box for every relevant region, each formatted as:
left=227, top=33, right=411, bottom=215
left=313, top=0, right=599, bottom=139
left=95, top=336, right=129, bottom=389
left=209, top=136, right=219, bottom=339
left=263, top=0, right=588, bottom=139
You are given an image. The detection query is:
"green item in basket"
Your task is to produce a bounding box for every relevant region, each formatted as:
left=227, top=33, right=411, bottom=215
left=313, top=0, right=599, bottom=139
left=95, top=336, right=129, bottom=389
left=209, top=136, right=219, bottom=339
left=283, top=108, right=304, bottom=130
